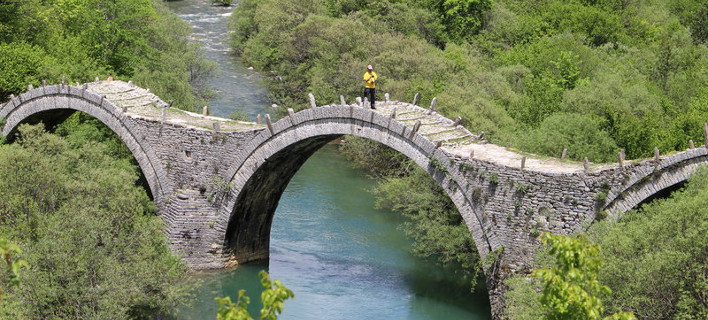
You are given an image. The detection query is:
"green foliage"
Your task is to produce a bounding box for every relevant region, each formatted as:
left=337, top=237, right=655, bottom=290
left=55, top=112, right=133, bottom=161
left=0, top=0, right=215, bottom=110
left=534, top=233, right=635, bottom=320
left=228, top=0, right=707, bottom=160
left=227, top=109, right=252, bottom=122
left=430, top=157, right=447, bottom=174
left=489, top=172, right=499, bottom=184
left=216, top=270, right=294, bottom=320
left=212, top=0, right=233, bottom=6
left=503, top=276, right=544, bottom=320
left=517, top=113, right=618, bottom=162
left=216, top=289, right=252, bottom=320
left=0, top=124, right=189, bottom=319
left=372, top=166, right=482, bottom=289
left=595, top=210, right=607, bottom=221
left=595, top=191, right=607, bottom=205
left=418, top=0, right=492, bottom=44
left=0, top=42, right=57, bottom=99
left=588, top=166, right=708, bottom=319
left=339, top=137, right=411, bottom=178
left=248, top=0, right=701, bottom=160
left=0, top=238, right=28, bottom=301
left=507, top=167, right=708, bottom=320
left=208, top=175, right=232, bottom=203
left=515, top=183, right=529, bottom=195
left=529, top=228, right=539, bottom=238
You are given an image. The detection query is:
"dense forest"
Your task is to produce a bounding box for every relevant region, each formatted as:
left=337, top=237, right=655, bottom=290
left=229, top=0, right=707, bottom=319
left=230, top=0, right=708, bottom=161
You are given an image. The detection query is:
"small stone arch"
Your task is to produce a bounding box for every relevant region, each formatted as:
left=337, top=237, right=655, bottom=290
left=0, top=84, right=169, bottom=200
left=601, top=148, right=708, bottom=216
left=216, top=105, right=494, bottom=266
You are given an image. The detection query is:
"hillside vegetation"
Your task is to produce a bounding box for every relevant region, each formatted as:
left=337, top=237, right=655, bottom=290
left=506, top=167, right=708, bottom=319
left=0, top=1, right=207, bottom=317
left=0, top=121, right=190, bottom=319
left=231, top=0, right=708, bottom=162
left=0, top=0, right=216, bottom=110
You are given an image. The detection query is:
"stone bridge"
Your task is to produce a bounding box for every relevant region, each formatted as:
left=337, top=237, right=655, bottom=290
left=3, top=80, right=708, bottom=316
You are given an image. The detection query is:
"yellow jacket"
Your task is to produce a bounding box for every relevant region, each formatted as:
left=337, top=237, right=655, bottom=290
left=363, top=71, right=378, bottom=89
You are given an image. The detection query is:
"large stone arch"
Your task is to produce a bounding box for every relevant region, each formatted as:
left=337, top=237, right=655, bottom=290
left=601, top=148, right=708, bottom=216
left=215, top=105, right=495, bottom=266
left=0, top=84, right=169, bottom=200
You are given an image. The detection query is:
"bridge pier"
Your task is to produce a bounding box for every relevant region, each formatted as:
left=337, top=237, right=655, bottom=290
left=160, top=189, right=231, bottom=269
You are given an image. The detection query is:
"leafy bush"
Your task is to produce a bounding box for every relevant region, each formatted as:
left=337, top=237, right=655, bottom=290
left=589, top=166, right=708, bottom=319
left=216, top=270, right=294, bottom=320
left=534, top=233, right=635, bottom=320
left=0, top=43, right=57, bottom=99
left=505, top=167, right=708, bottom=320
left=0, top=124, right=189, bottom=319
left=517, top=113, right=618, bottom=162
left=0, top=0, right=215, bottom=111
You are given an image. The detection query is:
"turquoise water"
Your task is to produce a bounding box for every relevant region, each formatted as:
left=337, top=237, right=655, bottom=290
left=176, top=146, right=490, bottom=319
left=167, top=0, right=272, bottom=119
left=167, top=1, right=491, bottom=318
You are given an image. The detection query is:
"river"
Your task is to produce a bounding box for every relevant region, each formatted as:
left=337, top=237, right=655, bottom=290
left=166, top=1, right=491, bottom=319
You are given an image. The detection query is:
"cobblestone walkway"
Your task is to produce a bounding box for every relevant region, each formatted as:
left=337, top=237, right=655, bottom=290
left=87, top=81, right=263, bottom=131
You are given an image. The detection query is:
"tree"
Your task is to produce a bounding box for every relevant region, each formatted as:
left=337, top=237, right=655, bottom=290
left=534, top=233, right=635, bottom=320
left=420, top=0, right=492, bottom=43
left=0, top=124, right=189, bottom=319
left=589, top=166, right=708, bottom=319
left=0, top=0, right=215, bottom=110
left=0, top=42, right=56, bottom=99
left=517, top=113, right=618, bottom=162
left=216, top=270, right=294, bottom=320
left=0, top=238, right=27, bottom=301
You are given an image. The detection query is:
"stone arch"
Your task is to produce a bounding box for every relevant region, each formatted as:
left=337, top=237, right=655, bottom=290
left=216, top=105, right=495, bottom=266
left=601, top=148, right=708, bottom=216
left=0, top=84, right=169, bottom=200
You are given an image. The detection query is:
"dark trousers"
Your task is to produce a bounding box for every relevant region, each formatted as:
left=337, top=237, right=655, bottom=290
left=364, top=88, right=376, bottom=109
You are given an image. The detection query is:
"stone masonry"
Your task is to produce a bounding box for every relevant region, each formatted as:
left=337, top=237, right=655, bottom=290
left=2, top=80, right=707, bottom=318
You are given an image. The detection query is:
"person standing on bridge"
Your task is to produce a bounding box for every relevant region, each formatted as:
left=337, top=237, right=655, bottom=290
left=363, top=64, right=378, bottom=109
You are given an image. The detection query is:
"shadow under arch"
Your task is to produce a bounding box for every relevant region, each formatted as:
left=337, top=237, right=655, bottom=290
left=601, top=153, right=708, bottom=217
left=218, top=106, right=494, bottom=268
left=0, top=85, right=169, bottom=201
